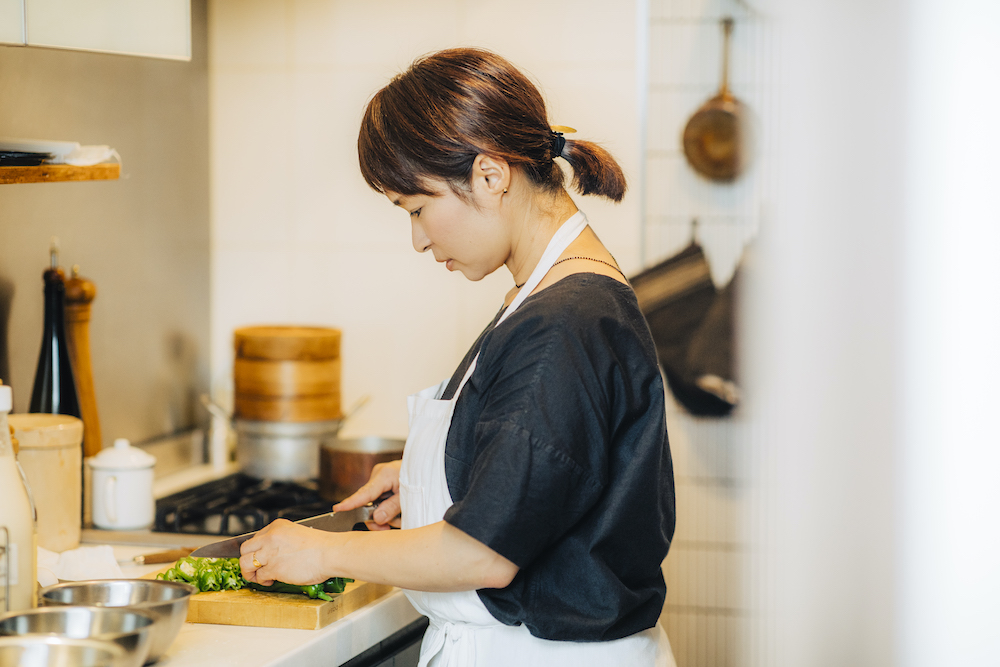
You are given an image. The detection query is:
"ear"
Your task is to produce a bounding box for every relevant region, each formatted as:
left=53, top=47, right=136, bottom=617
left=470, top=154, right=510, bottom=198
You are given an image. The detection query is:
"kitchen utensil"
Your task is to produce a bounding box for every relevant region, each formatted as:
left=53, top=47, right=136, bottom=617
left=87, top=439, right=156, bottom=531
left=319, top=436, right=405, bottom=502
left=154, top=578, right=393, bottom=630
left=233, top=395, right=342, bottom=423
left=38, top=579, right=196, bottom=662
left=65, top=266, right=102, bottom=459
left=130, top=548, right=195, bottom=566
left=682, top=17, right=751, bottom=181
left=0, top=606, right=153, bottom=667
left=234, top=326, right=341, bottom=361
left=233, top=326, right=342, bottom=423
left=202, top=393, right=368, bottom=481
left=234, top=418, right=340, bottom=480
left=189, top=503, right=377, bottom=559
left=0, top=635, right=127, bottom=667
left=8, top=414, right=83, bottom=552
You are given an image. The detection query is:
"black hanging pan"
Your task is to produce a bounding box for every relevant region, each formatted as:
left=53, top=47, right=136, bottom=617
left=682, top=17, right=751, bottom=182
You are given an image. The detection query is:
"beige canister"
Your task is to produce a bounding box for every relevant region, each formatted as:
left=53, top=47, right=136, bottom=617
left=8, top=414, right=83, bottom=552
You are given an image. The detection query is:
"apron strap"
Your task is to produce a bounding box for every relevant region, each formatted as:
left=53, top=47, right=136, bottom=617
left=496, top=211, right=589, bottom=328
left=451, top=211, right=589, bottom=401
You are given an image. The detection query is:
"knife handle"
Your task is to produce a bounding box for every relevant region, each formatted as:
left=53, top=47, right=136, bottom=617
left=135, top=548, right=195, bottom=565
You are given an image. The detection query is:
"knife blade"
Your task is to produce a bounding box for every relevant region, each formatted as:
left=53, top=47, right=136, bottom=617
left=188, top=505, right=375, bottom=559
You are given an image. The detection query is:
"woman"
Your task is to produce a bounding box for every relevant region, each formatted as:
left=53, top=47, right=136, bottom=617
left=240, top=48, right=676, bottom=666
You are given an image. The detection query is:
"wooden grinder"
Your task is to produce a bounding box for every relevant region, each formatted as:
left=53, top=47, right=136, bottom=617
left=64, top=266, right=101, bottom=458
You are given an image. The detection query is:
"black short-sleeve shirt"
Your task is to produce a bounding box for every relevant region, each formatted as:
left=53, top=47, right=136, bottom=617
left=441, top=273, right=676, bottom=642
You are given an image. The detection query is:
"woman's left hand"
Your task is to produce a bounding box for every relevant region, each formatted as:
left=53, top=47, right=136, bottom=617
left=239, top=519, right=336, bottom=587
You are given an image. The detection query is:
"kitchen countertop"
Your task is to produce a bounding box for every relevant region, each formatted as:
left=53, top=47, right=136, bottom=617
left=103, top=543, right=422, bottom=667
left=76, top=463, right=424, bottom=665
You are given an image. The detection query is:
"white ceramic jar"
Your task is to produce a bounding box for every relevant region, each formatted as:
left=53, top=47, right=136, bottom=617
left=87, top=438, right=156, bottom=530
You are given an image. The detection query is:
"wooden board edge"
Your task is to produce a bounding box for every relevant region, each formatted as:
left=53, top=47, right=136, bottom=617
left=0, top=163, right=121, bottom=184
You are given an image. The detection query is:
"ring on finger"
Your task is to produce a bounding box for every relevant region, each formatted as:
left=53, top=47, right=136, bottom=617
left=252, top=553, right=262, bottom=569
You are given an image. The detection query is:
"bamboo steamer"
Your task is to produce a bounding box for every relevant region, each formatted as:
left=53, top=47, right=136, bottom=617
left=234, top=326, right=341, bottom=361
left=233, top=326, right=342, bottom=423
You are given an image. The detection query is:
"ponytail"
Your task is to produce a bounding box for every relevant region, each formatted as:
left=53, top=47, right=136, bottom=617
left=359, top=48, right=628, bottom=203
left=560, top=139, right=627, bottom=203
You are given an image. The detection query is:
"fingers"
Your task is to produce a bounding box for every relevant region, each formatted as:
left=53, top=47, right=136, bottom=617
left=239, top=549, right=273, bottom=585
left=239, top=520, right=288, bottom=585
left=371, top=493, right=401, bottom=525
left=332, top=459, right=402, bottom=512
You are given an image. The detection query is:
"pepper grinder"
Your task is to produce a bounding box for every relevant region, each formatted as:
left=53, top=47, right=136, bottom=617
left=65, top=265, right=101, bottom=458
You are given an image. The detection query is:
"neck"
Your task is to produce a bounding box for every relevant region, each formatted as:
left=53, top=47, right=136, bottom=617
left=505, top=183, right=579, bottom=288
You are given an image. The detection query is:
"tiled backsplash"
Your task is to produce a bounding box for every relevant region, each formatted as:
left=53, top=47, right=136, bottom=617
left=645, top=0, right=774, bottom=664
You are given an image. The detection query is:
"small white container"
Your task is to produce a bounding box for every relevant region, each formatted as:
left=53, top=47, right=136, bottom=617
left=87, top=438, right=156, bottom=530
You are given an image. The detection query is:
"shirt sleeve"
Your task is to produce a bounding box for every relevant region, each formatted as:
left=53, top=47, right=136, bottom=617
left=443, top=307, right=616, bottom=568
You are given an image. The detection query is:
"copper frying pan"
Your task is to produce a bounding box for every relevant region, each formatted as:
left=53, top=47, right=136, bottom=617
left=682, top=18, right=751, bottom=181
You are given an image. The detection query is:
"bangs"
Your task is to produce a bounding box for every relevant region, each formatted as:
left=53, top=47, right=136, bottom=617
left=358, top=92, right=438, bottom=197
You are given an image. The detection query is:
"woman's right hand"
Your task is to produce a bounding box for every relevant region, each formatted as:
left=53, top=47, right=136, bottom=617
left=332, top=459, right=402, bottom=529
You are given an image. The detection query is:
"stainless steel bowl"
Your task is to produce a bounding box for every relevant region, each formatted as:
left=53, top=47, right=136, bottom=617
left=0, top=606, right=153, bottom=667
left=0, top=635, right=127, bottom=667
left=38, top=580, right=196, bottom=662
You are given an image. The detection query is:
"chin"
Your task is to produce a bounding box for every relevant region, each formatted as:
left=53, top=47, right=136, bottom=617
left=460, top=270, right=487, bottom=282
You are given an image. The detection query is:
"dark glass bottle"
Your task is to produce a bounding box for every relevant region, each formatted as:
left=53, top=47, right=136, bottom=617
left=29, top=240, right=81, bottom=417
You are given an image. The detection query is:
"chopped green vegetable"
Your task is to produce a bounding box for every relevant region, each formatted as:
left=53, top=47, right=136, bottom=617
left=156, top=557, right=353, bottom=600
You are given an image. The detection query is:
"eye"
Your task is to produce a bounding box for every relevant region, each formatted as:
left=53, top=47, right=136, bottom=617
left=409, top=208, right=422, bottom=218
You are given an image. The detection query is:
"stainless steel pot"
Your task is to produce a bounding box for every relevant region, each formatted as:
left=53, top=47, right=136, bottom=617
left=234, top=419, right=342, bottom=481
left=319, top=436, right=405, bottom=502
left=203, top=395, right=370, bottom=481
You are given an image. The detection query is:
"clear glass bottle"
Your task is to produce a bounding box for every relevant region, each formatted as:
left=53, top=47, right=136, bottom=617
left=29, top=239, right=81, bottom=418
left=0, top=382, right=38, bottom=611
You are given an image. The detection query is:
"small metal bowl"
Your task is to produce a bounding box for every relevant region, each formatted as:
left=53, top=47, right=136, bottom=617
left=0, top=606, right=153, bottom=667
left=0, top=635, right=127, bottom=667
left=39, top=579, right=196, bottom=662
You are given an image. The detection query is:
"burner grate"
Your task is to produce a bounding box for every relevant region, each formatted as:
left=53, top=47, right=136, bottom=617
left=155, top=473, right=333, bottom=536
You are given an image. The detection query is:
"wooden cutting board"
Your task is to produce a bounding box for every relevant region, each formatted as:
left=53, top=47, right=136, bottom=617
left=146, top=568, right=393, bottom=630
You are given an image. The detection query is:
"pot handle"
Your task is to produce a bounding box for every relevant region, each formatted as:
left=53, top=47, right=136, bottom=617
left=720, top=17, right=733, bottom=95
left=200, top=394, right=232, bottom=423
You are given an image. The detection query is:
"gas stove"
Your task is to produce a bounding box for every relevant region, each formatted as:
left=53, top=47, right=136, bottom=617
left=154, top=473, right=333, bottom=536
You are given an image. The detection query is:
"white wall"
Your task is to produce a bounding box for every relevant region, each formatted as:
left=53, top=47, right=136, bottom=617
left=208, top=0, right=643, bottom=438
left=743, top=0, right=1000, bottom=665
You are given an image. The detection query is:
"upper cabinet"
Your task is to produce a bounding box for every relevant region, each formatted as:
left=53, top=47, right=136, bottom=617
left=0, top=0, right=25, bottom=45
left=0, top=0, right=190, bottom=61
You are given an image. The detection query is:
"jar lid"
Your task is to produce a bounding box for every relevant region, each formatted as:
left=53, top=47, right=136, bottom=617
left=88, top=438, right=156, bottom=470
left=8, top=414, right=83, bottom=449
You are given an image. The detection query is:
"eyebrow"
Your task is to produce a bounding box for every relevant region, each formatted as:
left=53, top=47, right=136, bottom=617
left=392, top=198, right=401, bottom=206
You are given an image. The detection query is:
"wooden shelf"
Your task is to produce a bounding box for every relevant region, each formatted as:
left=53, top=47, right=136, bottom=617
left=0, top=163, right=121, bottom=184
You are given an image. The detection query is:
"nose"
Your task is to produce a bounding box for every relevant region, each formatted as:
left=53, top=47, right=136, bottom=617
left=411, top=221, right=431, bottom=253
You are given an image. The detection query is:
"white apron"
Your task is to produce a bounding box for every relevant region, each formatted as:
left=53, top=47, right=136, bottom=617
left=399, top=211, right=675, bottom=667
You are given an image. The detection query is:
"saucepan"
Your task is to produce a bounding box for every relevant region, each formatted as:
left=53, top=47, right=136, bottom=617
left=319, top=436, right=406, bottom=502
left=682, top=17, right=753, bottom=181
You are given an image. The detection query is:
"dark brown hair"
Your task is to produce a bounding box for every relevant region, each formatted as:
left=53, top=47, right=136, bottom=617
left=358, top=48, right=626, bottom=202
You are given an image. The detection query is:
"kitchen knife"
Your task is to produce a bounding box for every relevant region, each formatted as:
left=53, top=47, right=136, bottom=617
left=188, top=505, right=375, bottom=559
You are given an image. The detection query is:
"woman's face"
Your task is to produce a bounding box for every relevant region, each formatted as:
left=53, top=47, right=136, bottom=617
left=387, top=181, right=509, bottom=282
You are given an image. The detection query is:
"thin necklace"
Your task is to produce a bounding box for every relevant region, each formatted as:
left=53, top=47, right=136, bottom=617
left=515, top=256, right=628, bottom=289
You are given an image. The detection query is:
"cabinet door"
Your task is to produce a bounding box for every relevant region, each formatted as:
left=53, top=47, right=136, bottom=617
left=25, top=0, right=190, bottom=61
left=0, top=0, right=25, bottom=45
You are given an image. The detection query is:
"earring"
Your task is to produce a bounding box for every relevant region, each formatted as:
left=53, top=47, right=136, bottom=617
left=503, top=188, right=508, bottom=194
